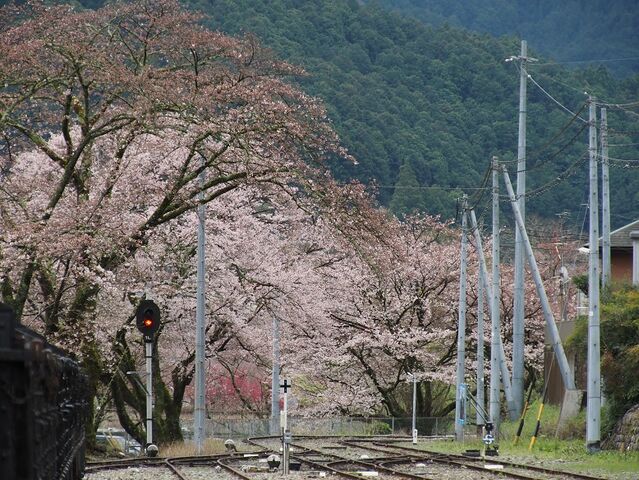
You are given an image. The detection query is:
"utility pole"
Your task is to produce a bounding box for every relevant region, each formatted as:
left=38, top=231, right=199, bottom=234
left=601, top=107, right=611, bottom=287
left=194, top=163, right=206, bottom=454
left=587, top=96, right=601, bottom=453
left=476, top=244, right=485, bottom=436
left=490, top=157, right=501, bottom=437
left=407, top=372, right=417, bottom=444
left=271, top=315, right=281, bottom=434
left=510, top=40, right=536, bottom=418
left=468, top=208, right=516, bottom=421
left=455, top=198, right=468, bottom=441
left=501, top=166, right=576, bottom=392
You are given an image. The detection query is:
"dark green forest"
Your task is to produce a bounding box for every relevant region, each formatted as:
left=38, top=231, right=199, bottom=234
left=372, top=0, right=639, bottom=77
left=167, top=0, right=639, bottom=228
left=10, top=0, right=639, bottom=228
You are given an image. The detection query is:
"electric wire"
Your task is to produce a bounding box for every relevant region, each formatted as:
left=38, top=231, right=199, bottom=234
left=599, top=100, right=639, bottom=108
left=525, top=102, right=587, bottom=164
left=609, top=128, right=639, bottom=135
left=532, top=71, right=587, bottom=96
left=466, top=163, right=493, bottom=213
left=527, top=73, right=588, bottom=123
left=609, top=106, right=639, bottom=120
left=597, top=152, right=639, bottom=164
left=500, top=152, right=589, bottom=202
left=531, top=56, right=639, bottom=67
left=445, top=67, right=637, bottom=227
left=525, top=121, right=589, bottom=172
left=607, top=161, right=639, bottom=169
left=370, top=185, right=489, bottom=190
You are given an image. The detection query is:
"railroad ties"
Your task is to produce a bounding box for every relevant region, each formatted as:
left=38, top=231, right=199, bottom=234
left=84, top=435, right=609, bottom=480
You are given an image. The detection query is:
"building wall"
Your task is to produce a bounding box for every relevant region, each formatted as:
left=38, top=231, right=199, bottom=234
left=612, top=250, right=633, bottom=283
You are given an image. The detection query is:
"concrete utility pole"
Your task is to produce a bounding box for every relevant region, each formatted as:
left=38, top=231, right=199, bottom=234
left=476, top=258, right=485, bottom=434
left=468, top=207, right=517, bottom=427
left=271, top=315, right=281, bottom=434
left=600, top=107, right=611, bottom=287
left=501, top=166, right=576, bottom=392
left=194, top=165, right=206, bottom=453
left=511, top=39, right=536, bottom=418
left=490, top=157, right=501, bottom=436
left=455, top=200, right=468, bottom=441
left=407, top=372, right=417, bottom=444
left=587, top=97, right=601, bottom=453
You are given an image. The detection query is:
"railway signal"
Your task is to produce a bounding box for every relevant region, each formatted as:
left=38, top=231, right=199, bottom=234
left=136, top=300, right=160, bottom=341
left=135, top=299, right=160, bottom=456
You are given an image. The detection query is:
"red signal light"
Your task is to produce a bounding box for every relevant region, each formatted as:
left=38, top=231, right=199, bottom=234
left=136, top=300, right=160, bottom=340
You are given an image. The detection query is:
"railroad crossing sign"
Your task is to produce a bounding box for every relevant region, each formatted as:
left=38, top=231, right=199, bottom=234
left=280, top=379, right=291, bottom=393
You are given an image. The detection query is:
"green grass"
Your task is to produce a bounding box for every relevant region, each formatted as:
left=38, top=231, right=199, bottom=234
left=411, top=401, right=639, bottom=479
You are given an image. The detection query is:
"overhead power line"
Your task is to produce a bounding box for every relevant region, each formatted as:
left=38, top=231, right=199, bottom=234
left=502, top=153, right=589, bottom=201
left=596, top=152, right=639, bottom=164
left=526, top=111, right=589, bottom=171
left=532, top=56, right=639, bottom=67
left=527, top=73, right=588, bottom=123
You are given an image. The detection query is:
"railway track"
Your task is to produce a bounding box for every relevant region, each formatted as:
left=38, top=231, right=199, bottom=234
left=340, top=439, right=607, bottom=480
left=85, top=435, right=612, bottom=480
left=85, top=452, right=263, bottom=480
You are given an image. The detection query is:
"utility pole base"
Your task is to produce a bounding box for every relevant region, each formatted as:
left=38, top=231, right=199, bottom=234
left=586, top=441, right=601, bottom=454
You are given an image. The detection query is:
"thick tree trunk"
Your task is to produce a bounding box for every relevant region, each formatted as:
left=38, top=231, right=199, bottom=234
left=111, top=328, right=190, bottom=446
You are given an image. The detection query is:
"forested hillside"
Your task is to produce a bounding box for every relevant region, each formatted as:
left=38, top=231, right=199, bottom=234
left=191, top=0, right=639, bottom=227
left=373, top=0, right=639, bottom=78
left=15, top=0, right=639, bottom=226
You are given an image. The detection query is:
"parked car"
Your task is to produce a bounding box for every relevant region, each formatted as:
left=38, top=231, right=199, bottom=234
left=96, top=428, right=142, bottom=456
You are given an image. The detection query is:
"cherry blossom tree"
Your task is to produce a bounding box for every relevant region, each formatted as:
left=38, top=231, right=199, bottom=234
left=100, top=183, right=358, bottom=442
left=0, top=0, right=345, bottom=321
left=0, top=0, right=347, bottom=444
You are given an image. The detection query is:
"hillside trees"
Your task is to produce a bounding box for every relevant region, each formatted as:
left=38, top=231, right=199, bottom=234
left=374, top=0, right=639, bottom=77
left=569, top=286, right=639, bottom=436
left=193, top=0, right=639, bottom=226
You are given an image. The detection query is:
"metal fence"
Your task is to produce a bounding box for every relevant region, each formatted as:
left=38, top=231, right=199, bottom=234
left=0, top=303, right=88, bottom=480
left=196, top=416, right=455, bottom=440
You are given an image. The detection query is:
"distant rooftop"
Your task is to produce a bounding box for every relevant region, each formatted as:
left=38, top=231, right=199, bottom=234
left=605, top=219, right=639, bottom=249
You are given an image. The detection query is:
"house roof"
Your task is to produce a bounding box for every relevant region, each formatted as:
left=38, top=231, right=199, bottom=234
left=606, top=219, right=639, bottom=249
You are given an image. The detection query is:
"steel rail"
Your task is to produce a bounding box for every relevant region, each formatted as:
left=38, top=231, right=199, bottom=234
left=85, top=435, right=608, bottom=480
left=291, top=440, right=537, bottom=480
left=349, top=440, right=608, bottom=480
left=217, top=457, right=264, bottom=480
left=85, top=451, right=267, bottom=480
left=85, top=456, right=167, bottom=472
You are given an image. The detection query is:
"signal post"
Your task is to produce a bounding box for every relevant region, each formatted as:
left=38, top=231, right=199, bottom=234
left=136, top=299, right=161, bottom=456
